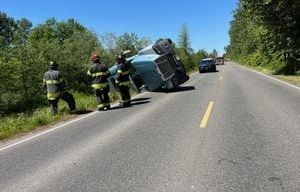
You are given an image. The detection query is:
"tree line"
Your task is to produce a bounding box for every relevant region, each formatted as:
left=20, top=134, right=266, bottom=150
left=0, top=12, right=215, bottom=115
left=227, top=0, right=300, bottom=74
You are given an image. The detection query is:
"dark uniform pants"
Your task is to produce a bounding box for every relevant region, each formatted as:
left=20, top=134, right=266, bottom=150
left=119, top=85, right=131, bottom=104
left=48, top=92, right=76, bottom=115
left=95, top=88, right=110, bottom=109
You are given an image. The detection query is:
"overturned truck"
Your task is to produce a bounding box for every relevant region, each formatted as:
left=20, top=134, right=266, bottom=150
left=109, top=38, right=189, bottom=91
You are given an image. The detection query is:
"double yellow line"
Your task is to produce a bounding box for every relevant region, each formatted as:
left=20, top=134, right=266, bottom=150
left=200, top=101, right=214, bottom=128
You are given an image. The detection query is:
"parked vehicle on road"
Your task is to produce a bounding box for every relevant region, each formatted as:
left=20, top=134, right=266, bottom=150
left=199, top=58, right=217, bottom=73
left=215, top=56, right=224, bottom=65
left=109, top=38, right=189, bottom=92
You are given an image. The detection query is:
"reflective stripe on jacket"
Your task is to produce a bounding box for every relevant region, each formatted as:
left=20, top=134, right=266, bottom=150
left=91, top=82, right=109, bottom=89
left=47, top=92, right=59, bottom=100
left=115, top=80, right=131, bottom=87
left=87, top=63, right=110, bottom=89
left=116, top=63, right=131, bottom=87
left=43, top=70, right=65, bottom=95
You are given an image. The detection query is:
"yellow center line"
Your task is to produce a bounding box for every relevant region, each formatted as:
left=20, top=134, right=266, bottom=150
left=200, top=101, right=214, bottom=128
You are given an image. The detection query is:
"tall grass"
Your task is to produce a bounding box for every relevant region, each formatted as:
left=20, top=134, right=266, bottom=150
left=0, top=108, right=63, bottom=140
left=0, top=91, right=125, bottom=141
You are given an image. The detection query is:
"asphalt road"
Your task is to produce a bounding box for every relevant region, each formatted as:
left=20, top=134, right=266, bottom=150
left=0, top=63, right=299, bottom=192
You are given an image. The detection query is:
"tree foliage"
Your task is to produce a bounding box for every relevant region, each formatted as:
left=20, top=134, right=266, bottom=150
left=193, top=49, right=209, bottom=66
left=178, top=23, right=192, bottom=54
left=100, top=32, right=151, bottom=65
left=176, top=23, right=216, bottom=71
left=209, top=49, right=218, bottom=58
left=177, top=23, right=196, bottom=70
left=0, top=12, right=16, bottom=49
left=28, top=18, right=102, bottom=92
left=228, top=0, right=300, bottom=74
left=0, top=15, right=103, bottom=114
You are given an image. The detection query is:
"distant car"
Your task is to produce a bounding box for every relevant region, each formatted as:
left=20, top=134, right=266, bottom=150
left=215, top=57, right=224, bottom=65
left=199, top=58, right=216, bottom=73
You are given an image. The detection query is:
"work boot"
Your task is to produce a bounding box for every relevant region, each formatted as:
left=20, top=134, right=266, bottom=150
left=98, top=104, right=105, bottom=111
left=124, top=102, right=131, bottom=107
left=122, top=101, right=131, bottom=107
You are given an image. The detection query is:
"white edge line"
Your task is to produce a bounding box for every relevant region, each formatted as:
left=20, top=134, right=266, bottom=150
left=0, top=92, right=148, bottom=152
left=0, top=112, right=97, bottom=152
left=233, top=62, right=300, bottom=90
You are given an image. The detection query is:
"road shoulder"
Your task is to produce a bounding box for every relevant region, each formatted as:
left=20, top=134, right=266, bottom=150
left=231, top=62, right=300, bottom=90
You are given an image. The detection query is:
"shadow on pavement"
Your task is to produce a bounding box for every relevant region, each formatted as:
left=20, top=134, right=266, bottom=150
left=131, top=100, right=151, bottom=106
left=155, top=85, right=196, bottom=93
left=200, top=70, right=219, bottom=74
left=169, top=86, right=196, bottom=93
left=109, top=98, right=151, bottom=110
left=131, top=97, right=151, bottom=102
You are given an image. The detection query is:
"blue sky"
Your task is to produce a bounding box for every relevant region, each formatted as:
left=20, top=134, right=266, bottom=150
left=0, top=0, right=238, bottom=54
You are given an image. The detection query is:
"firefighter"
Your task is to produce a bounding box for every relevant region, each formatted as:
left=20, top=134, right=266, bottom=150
left=115, top=53, right=131, bottom=107
left=43, top=61, right=76, bottom=115
left=87, top=54, right=111, bottom=111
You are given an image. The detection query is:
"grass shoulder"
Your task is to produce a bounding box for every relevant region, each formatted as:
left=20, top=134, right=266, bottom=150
left=234, top=62, right=300, bottom=87
left=0, top=91, right=124, bottom=141
left=273, top=75, right=300, bottom=87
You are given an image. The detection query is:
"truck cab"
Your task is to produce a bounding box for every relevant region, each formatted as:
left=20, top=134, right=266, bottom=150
left=109, top=38, right=189, bottom=91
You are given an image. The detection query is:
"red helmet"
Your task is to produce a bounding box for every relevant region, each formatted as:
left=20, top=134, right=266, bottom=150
left=91, top=54, right=100, bottom=63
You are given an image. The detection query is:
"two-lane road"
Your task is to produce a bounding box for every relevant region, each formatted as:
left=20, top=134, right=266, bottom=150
left=0, top=63, right=299, bottom=191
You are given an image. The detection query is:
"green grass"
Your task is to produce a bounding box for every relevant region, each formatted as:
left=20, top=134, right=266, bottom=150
left=188, top=69, right=199, bottom=74
left=239, top=64, right=274, bottom=75
left=236, top=62, right=300, bottom=86
left=274, top=75, right=300, bottom=85
left=0, top=108, right=63, bottom=140
left=254, top=66, right=274, bottom=75
left=0, top=91, right=124, bottom=141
